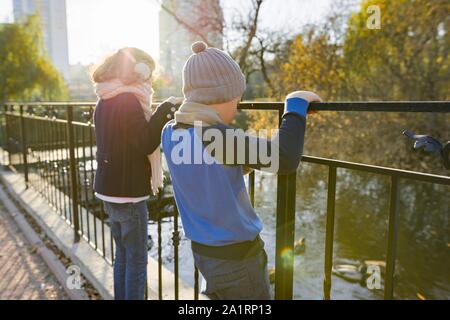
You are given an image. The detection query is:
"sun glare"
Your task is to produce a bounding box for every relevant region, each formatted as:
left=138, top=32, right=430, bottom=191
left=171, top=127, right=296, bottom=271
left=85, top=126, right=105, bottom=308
left=66, top=0, right=160, bottom=65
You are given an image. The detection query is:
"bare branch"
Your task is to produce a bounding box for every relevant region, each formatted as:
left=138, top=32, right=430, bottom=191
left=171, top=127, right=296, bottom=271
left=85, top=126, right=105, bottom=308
left=155, top=0, right=214, bottom=46
left=237, top=0, right=265, bottom=71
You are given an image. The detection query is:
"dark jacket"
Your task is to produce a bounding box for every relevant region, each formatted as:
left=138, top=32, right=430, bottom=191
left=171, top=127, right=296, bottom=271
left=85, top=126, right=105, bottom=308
left=93, top=93, right=176, bottom=197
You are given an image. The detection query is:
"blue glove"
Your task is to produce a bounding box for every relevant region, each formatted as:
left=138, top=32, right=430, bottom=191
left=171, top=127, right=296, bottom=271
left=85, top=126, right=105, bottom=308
left=284, top=97, right=309, bottom=118
left=284, top=91, right=322, bottom=118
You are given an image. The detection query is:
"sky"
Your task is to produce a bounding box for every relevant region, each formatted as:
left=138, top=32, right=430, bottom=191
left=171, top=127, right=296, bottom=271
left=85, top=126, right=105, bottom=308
left=0, top=0, right=334, bottom=65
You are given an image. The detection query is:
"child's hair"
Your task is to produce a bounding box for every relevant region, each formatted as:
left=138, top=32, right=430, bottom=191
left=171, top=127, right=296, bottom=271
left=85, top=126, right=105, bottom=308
left=91, top=47, right=156, bottom=85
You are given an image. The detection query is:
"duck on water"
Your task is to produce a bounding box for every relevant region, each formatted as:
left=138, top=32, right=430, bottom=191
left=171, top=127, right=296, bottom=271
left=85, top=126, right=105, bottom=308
left=332, top=260, right=386, bottom=287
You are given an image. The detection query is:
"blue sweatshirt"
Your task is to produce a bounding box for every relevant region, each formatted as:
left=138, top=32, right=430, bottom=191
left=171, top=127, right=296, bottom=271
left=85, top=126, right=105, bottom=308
left=161, top=112, right=307, bottom=246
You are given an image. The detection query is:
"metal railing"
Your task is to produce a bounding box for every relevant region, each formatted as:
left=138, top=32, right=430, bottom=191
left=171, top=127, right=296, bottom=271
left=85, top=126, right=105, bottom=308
left=1, top=101, right=449, bottom=300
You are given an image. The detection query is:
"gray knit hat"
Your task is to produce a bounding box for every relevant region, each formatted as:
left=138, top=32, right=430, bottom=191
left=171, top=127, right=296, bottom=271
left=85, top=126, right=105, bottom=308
left=182, top=41, right=246, bottom=105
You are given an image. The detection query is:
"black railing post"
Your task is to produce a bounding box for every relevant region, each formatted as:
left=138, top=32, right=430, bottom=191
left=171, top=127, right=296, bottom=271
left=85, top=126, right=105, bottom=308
left=194, top=266, right=199, bottom=300
left=249, top=171, right=255, bottom=207
left=3, top=105, right=11, bottom=166
left=19, top=105, right=29, bottom=188
left=384, top=175, right=400, bottom=299
left=274, top=173, right=297, bottom=300
left=173, top=206, right=180, bottom=300
left=323, top=166, right=337, bottom=300
left=274, top=108, right=297, bottom=300
left=158, top=214, right=163, bottom=300
left=1, top=104, right=4, bottom=164
left=66, top=105, right=80, bottom=243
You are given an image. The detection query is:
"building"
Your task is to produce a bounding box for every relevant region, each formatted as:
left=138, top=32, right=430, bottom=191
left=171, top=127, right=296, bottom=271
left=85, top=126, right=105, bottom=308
left=159, top=0, right=223, bottom=96
left=13, top=0, right=70, bottom=80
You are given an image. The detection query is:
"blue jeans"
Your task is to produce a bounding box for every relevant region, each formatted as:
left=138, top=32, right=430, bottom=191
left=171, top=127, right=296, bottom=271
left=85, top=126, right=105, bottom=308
left=193, top=250, right=272, bottom=300
left=104, top=201, right=148, bottom=300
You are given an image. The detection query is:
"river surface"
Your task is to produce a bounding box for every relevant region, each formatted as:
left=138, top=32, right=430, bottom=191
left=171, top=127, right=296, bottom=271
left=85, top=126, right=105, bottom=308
left=147, top=163, right=450, bottom=300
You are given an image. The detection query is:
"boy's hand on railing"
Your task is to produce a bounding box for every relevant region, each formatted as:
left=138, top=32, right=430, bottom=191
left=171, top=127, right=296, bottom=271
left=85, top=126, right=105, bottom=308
left=285, top=91, right=323, bottom=117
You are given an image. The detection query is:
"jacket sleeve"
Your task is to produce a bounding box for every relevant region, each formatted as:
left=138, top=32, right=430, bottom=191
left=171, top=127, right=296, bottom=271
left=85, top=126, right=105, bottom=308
left=204, top=113, right=306, bottom=174
left=123, top=94, right=176, bottom=156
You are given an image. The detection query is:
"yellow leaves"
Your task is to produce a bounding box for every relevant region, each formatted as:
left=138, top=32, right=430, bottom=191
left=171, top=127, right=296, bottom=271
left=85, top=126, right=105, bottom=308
left=252, top=0, right=449, bottom=174
left=277, top=33, right=345, bottom=101
left=341, top=0, right=449, bottom=100
left=247, top=110, right=278, bottom=134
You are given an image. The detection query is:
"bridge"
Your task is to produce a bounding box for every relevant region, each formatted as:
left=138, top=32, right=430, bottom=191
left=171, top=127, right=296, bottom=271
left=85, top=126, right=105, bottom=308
left=1, top=101, right=449, bottom=300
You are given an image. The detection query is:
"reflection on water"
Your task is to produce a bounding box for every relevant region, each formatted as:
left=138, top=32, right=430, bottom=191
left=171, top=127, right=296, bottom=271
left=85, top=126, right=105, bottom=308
left=149, top=164, right=450, bottom=300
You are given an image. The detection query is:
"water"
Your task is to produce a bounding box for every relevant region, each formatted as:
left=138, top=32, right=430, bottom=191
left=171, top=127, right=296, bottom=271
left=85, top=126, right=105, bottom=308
left=148, top=164, right=449, bottom=300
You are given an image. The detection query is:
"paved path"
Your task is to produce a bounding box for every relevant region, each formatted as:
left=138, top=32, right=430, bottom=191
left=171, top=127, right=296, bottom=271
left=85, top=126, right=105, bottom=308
left=0, top=199, right=68, bottom=300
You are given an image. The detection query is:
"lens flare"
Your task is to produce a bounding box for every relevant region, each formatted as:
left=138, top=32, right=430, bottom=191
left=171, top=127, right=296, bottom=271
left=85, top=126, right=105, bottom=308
left=281, top=247, right=294, bottom=267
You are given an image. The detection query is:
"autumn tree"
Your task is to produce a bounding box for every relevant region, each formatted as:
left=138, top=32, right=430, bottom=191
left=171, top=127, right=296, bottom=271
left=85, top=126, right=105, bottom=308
left=0, top=14, right=68, bottom=102
left=339, top=0, right=449, bottom=173
left=251, top=0, right=449, bottom=174
left=344, top=0, right=449, bottom=101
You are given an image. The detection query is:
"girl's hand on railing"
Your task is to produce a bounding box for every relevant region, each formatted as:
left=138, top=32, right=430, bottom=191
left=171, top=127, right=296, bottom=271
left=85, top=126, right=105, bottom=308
left=164, top=97, right=184, bottom=106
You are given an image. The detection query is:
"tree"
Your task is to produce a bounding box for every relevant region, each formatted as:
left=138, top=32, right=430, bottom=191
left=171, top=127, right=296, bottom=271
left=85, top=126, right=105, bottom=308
left=0, top=14, right=68, bottom=102
left=155, top=0, right=276, bottom=93
left=344, top=0, right=449, bottom=101
left=341, top=0, right=449, bottom=173
left=252, top=0, right=449, bottom=174
left=158, top=0, right=224, bottom=47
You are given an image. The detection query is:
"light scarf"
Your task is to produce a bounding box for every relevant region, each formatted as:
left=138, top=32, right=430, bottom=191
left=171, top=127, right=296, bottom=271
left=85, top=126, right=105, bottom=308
left=175, top=101, right=224, bottom=126
left=95, top=79, right=163, bottom=195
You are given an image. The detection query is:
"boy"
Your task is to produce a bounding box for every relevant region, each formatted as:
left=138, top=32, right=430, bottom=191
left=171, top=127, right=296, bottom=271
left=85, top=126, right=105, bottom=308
left=162, top=41, right=321, bottom=300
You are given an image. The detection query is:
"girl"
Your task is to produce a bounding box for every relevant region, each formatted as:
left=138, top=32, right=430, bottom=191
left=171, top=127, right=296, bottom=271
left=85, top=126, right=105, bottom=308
left=91, top=47, right=178, bottom=300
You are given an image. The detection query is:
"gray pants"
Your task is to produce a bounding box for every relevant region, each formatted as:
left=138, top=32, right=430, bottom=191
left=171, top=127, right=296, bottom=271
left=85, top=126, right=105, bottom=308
left=193, top=250, right=272, bottom=300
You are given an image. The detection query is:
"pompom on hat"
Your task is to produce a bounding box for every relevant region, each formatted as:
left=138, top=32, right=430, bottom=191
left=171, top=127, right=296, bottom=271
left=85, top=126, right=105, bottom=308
left=191, top=41, right=207, bottom=54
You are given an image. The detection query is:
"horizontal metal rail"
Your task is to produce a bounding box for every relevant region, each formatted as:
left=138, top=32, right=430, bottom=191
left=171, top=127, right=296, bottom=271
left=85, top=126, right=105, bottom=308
left=5, top=101, right=450, bottom=113
left=302, top=156, right=450, bottom=185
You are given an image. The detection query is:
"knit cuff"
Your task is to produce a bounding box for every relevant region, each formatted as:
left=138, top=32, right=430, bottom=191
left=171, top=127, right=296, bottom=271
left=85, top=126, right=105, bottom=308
left=284, top=97, right=309, bottom=118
